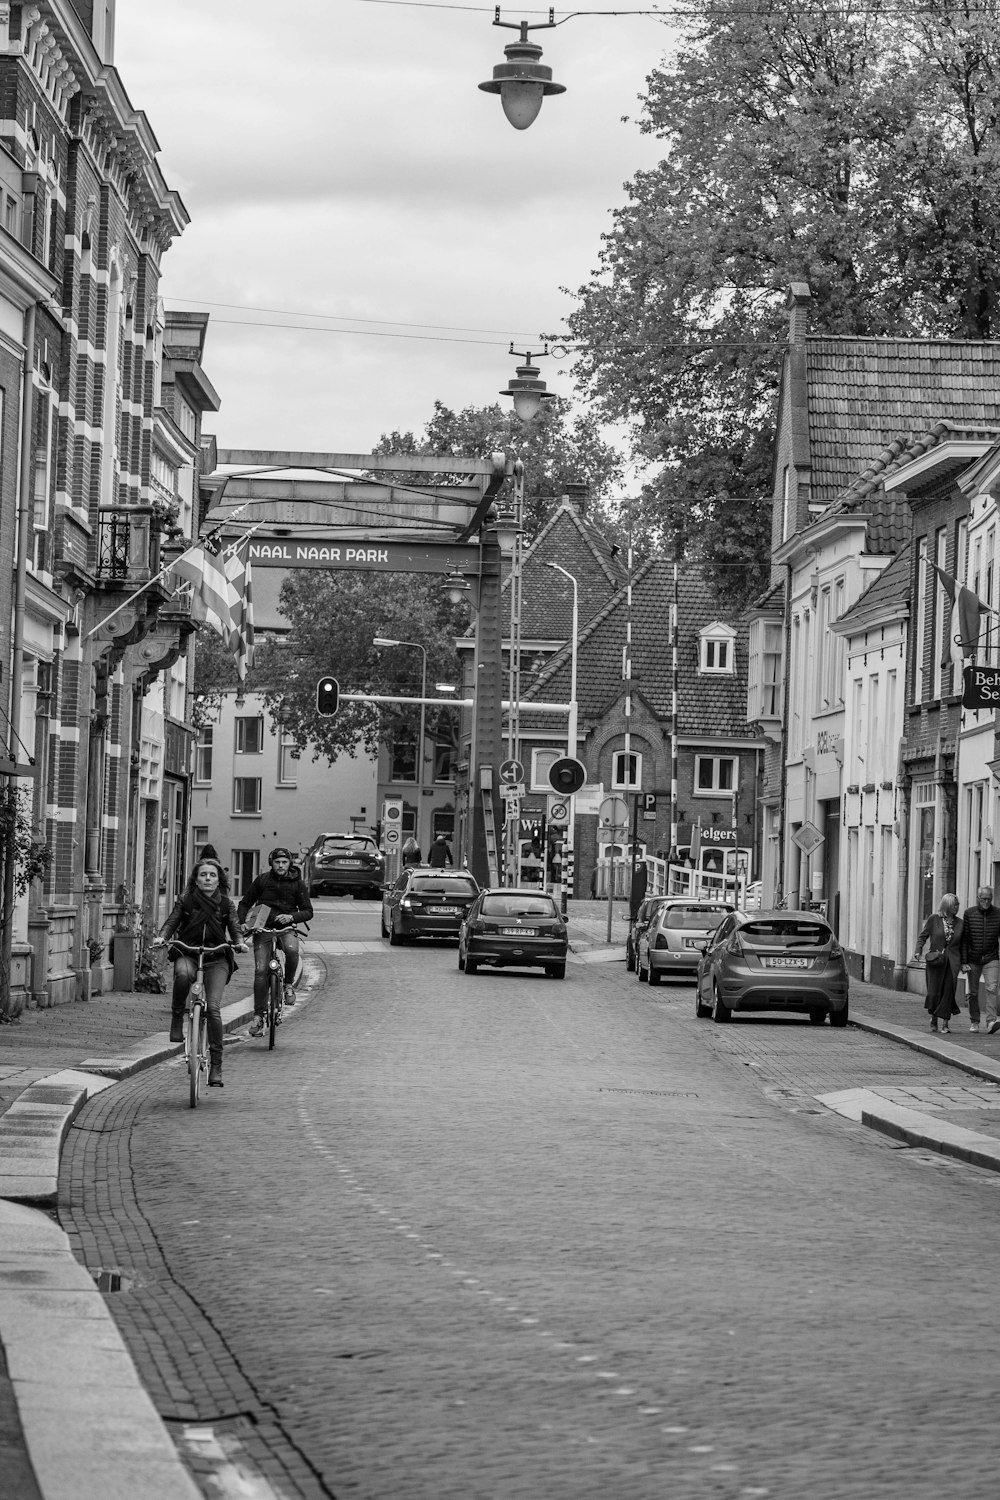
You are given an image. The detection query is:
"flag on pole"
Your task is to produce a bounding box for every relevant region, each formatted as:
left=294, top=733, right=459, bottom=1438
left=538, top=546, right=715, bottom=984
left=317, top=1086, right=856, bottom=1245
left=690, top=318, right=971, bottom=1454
left=933, top=566, right=991, bottom=666
left=223, top=541, right=255, bottom=683
left=171, top=542, right=254, bottom=682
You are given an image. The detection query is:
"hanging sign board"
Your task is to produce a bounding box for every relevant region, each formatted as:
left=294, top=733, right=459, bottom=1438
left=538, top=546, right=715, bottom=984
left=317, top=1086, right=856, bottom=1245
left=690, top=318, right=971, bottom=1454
left=963, top=664, right=1000, bottom=709
left=791, top=820, right=824, bottom=856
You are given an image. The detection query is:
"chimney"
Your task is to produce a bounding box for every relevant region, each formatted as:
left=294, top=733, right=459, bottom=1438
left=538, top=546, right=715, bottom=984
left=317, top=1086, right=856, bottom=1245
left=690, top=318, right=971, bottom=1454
left=786, top=282, right=811, bottom=345
left=562, top=481, right=588, bottom=517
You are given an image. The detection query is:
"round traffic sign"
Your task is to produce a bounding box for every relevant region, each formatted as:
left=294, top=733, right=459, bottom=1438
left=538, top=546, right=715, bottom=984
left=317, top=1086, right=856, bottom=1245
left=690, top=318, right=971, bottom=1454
left=499, top=758, right=525, bottom=785
left=599, top=795, right=629, bottom=831
left=548, top=799, right=570, bottom=826
left=384, top=827, right=400, bottom=847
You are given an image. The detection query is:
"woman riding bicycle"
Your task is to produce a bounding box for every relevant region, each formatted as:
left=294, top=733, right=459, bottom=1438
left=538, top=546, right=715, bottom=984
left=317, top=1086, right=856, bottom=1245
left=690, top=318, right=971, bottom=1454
left=155, top=857, right=245, bottom=1088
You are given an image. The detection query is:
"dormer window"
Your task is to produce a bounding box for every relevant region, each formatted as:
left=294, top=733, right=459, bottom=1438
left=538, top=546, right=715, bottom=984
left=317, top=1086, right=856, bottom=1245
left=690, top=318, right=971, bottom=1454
left=700, top=622, right=736, bottom=674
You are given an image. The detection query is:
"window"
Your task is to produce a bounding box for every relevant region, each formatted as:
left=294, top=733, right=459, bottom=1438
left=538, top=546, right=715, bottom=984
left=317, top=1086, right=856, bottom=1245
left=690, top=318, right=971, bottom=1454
left=391, top=734, right=417, bottom=782
left=194, top=726, right=213, bottom=784
left=277, top=727, right=298, bottom=786
left=747, top=618, right=782, bottom=721
left=233, top=777, right=261, bottom=815
left=433, top=739, right=456, bottom=783
left=234, top=715, right=263, bottom=755
left=914, top=537, right=929, bottom=702
left=32, top=388, right=55, bottom=572
left=695, top=755, right=737, bottom=794
left=612, top=750, right=642, bottom=791
left=700, top=622, right=736, bottom=674
left=531, top=747, right=562, bottom=792
left=933, top=527, right=947, bottom=701
left=432, top=809, right=455, bottom=840
left=192, top=827, right=209, bottom=859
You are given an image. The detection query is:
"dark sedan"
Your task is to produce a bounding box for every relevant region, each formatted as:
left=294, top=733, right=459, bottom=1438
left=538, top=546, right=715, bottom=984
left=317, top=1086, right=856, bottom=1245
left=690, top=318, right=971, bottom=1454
left=695, top=909, right=850, bottom=1025
left=303, top=832, right=385, bottom=898
left=381, top=868, right=480, bottom=944
left=459, top=888, right=569, bottom=979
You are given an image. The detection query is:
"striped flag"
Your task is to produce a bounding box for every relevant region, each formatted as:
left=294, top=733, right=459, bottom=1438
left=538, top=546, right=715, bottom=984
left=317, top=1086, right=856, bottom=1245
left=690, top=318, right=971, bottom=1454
left=223, top=542, right=254, bottom=683
left=933, top=566, right=991, bottom=666
left=171, top=542, right=254, bottom=681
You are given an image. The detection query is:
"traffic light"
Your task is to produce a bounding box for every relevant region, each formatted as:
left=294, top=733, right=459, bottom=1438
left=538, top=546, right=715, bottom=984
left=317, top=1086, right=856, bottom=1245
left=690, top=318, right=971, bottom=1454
left=548, top=756, right=586, bottom=795
left=316, top=677, right=339, bottom=717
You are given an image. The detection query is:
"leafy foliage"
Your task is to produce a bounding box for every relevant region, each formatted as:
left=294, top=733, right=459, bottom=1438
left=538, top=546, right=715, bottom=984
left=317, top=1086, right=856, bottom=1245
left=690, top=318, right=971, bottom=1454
left=195, top=572, right=467, bottom=765
left=373, top=398, right=624, bottom=540
left=567, top=0, right=1000, bottom=605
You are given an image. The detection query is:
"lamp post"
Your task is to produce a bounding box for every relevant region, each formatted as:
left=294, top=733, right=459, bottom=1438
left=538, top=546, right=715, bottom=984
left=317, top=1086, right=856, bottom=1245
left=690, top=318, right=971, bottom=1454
left=373, top=637, right=427, bottom=851
left=543, top=562, right=578, bottom=905
left=479, top=15, right=566, bottom=130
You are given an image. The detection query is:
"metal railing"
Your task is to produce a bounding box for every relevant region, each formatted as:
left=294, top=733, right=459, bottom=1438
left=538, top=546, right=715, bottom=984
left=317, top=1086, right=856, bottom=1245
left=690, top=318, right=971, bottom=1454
left=96, top=507, right=154, bottom=582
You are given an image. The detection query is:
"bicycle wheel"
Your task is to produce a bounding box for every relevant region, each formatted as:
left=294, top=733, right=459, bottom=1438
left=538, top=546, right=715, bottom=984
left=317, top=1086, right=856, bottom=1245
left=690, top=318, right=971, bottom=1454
left=188, top=999, right=204, bottom=1108
left=268, top=968, right=279, bottom=1050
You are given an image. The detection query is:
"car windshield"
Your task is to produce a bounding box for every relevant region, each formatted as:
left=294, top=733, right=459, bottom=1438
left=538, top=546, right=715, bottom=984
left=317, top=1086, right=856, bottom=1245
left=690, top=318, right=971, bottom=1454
left=481, top=895, right=559, bottom=919
left=740, top=918, right=831, bottom=948
left=318, top=837, right=374, bottom=855
left=411, top=878, right=478, bottom=896
left=662, top=904, right=734, bottom=930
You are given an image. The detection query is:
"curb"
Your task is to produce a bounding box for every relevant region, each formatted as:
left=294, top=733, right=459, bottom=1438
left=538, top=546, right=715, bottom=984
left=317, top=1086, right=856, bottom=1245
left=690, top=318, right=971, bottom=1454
left=859, top=1098, right=1000, bottom=1171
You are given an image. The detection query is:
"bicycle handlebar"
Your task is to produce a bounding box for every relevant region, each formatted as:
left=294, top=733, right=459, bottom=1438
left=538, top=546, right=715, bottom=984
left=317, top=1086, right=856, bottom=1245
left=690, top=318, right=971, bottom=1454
left=247, top=924, right=310, bottom=940
left=163, top=940, right=235, bottom=957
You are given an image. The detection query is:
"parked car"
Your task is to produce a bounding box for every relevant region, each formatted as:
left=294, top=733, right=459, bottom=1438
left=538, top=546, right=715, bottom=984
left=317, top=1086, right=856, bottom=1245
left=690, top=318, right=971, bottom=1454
left=626, top=895, right=672, bottom=972
left=381, top=867, right=480, bottom=944
left=636, top=899, right=735, bottom=985
left=303, top=832, right=385, bottom=898
left=695, top=909, right=849, bottom=1025
left=458, top=888, right=569, bottom=979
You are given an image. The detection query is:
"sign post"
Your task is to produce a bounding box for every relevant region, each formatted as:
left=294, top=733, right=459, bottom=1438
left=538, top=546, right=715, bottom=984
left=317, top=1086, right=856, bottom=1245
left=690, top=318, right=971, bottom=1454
left=599, top=795, right=629, bottom=942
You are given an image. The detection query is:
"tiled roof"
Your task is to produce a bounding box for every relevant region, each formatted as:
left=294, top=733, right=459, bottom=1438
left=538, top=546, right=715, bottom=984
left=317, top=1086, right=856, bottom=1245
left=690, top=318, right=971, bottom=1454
left=835, top=543, right=911, bottom=632
left=805, top=338, right=1000, bottom=508
left=524, top=556, right=749, bottom=737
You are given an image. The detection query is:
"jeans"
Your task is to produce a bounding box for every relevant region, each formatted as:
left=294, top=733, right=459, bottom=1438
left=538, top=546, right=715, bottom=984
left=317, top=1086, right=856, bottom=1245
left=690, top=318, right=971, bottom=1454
left=965, top=959, right=1000, bottom=1026
left=252, top=928, right=299, bottom=1014
left=171, top=954, right=228, bottom=1065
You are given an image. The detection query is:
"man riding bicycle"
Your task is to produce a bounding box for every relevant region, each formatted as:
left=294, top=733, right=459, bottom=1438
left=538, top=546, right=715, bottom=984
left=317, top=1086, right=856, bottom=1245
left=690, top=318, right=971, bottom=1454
left=237, top=847, right=313, bottom=1037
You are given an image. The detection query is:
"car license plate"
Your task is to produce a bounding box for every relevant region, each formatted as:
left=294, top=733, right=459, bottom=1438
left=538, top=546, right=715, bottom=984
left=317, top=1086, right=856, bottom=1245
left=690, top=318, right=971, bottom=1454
left=337, top=859, right=362, bottom=866
left=429, top=906, right=459, bottom=915
left=502, top=927, right=536, bottom=937
left=764, top=956, right=810, bottom=968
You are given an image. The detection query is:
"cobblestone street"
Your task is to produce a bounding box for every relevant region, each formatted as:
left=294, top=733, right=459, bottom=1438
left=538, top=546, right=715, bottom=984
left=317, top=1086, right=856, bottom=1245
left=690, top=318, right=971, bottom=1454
left=47, top=900, right=1000, bottom=1498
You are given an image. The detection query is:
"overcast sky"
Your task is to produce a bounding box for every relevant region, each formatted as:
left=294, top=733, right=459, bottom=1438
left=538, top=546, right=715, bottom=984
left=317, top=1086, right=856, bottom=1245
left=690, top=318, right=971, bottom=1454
left=115, top=1, right=675, bottom=460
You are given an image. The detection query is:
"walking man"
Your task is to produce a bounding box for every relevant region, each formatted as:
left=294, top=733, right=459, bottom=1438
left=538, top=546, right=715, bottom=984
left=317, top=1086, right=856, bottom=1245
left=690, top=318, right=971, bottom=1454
left=960, top=884, right=1000, bottom=1034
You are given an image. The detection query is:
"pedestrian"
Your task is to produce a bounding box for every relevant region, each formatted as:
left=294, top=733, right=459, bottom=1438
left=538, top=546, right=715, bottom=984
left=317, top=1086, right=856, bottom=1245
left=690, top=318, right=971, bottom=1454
left=401, top=836, right=423, bottom=867
left=914, top=892, right=964, bottom=1035
left=960, top=884, right=1000, bottom=1034
left=154, top=858, right=245, bottom=1087
left=427, top=834, right=453, bottom=868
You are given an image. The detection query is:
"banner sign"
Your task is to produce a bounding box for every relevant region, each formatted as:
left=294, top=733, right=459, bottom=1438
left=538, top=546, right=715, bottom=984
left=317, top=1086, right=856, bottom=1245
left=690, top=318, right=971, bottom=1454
left=244, top=539, right=480, bottom=574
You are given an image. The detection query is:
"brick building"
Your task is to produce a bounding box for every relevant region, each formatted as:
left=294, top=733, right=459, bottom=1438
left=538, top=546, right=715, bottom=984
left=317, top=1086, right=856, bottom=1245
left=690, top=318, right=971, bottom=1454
left=0, top=2, right=193, bottom=1006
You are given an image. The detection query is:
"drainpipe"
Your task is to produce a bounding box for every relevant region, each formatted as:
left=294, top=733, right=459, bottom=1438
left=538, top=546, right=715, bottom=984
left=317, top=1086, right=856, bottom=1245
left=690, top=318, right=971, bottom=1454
left=777, top=563, right=792, bottom=902
left=1, top=300, right=36, bottom=1017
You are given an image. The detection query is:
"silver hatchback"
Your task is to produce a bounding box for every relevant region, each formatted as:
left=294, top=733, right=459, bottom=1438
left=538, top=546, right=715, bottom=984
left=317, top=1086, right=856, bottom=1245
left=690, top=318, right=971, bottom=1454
left=636, top=899, right=735, bottom=985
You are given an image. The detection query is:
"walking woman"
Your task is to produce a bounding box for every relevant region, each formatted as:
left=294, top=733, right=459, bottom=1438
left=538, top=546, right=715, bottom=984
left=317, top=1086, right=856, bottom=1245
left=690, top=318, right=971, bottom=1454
left=914, top=892, right=964, bottom=1034
left=401, top=836, right=422, bottom=868
left=154, top=858, right=245, bottom=1086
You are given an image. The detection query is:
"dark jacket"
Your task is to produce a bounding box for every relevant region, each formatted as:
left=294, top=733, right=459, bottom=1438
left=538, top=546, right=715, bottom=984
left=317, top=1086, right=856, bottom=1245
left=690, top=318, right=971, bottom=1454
left=427, top=840, right=453, bottom=868
left=960, top=904, right=1000, bottom=965
left=237, top=868, right=313, bottom=928
left=916, top=911, right=964, bottom=1014
left=160, top=889, right=242, bottom=976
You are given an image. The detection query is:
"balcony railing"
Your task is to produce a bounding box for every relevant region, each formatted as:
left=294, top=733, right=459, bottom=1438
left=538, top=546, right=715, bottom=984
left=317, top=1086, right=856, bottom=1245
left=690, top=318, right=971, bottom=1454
left=96, top=507, right=155, bottom=583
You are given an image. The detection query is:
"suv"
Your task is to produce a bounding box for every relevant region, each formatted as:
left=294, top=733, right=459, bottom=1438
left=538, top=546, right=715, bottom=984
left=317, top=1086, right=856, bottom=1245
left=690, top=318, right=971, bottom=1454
left=303, top=832, right=385, bottom=898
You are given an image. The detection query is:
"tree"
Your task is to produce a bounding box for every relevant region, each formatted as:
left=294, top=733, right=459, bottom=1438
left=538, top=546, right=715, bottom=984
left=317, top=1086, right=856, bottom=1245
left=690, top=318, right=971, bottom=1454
left=193, top=571, right=467, bottom=765
left=373, top=397, right=624, bottom=539
left=566, top=0, right=1000, bottom=605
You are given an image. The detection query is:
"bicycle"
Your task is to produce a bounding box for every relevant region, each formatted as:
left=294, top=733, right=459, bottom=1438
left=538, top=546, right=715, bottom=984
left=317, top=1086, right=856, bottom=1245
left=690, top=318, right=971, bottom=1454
left=247, top=924, right=309, bottom=1050
left=166, top=939, right=234, bottom=1107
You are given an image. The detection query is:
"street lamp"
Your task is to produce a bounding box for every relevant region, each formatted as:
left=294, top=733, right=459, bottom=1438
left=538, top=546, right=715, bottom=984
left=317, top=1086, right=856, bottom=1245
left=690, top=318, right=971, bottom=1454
left=373, top=636, right=428, bottom=850
left=543, top=562, right=579, bottom=904
left=479, top=14, right=566, bottom=130
left=500, top=347, right=555, bottom=425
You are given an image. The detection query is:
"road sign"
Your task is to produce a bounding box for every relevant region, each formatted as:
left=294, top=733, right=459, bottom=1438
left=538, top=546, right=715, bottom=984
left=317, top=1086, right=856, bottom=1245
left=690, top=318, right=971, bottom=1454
left=547, top=796, right=570, bottom=826
left=599, top=795, right=629, bottom=832
left=791, top=820, right=824, bottom=856
left=384, top=826, right=400, bottom=848
left=548, top=757, right=587, bottom=795
left=500, top=784, right=525, bottom=800
left=499, top=758, right=525, bottom=785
